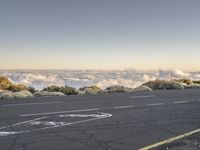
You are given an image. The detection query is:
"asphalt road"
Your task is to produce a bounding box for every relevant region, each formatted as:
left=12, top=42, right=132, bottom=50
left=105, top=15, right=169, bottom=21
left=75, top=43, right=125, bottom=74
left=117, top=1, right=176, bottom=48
left=155, top=132, right=200, bottom=150
left=0, top=89, right=200, bottom=150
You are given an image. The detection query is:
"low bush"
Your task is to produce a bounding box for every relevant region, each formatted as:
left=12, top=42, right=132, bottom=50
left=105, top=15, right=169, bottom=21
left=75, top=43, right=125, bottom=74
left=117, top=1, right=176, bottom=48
left=133, top=85, right=153, bottom=92
left=184, top=83, right=200, bottom=89
left=79, top=86, right=102, bottom=95
left=143, top=80, right=184, bottom=90
left=43, top=85, right=78, bottom=95
left=60, top=86, right=78, bottom=95
left=13, top=91, right=33, bottom=99
left=0, top=76, right=28, bottom=92
left=34, top=91, right=65, bottom=97
left=174, top=79, right=193, bottom=85
left=27, top=86, right=36, bottom=94
left=105, top=85, right=133, bottom=93
left=8, top=84, right=27, bottom=92
left=0, top=91, right=13, bottom=99
left=43, top=85, right=61, bottom=92
left=77, top=90, right=86, bottom=95
left=0, top=76, right=12, bottom=90
left=193, top=80, right=200, bottom=84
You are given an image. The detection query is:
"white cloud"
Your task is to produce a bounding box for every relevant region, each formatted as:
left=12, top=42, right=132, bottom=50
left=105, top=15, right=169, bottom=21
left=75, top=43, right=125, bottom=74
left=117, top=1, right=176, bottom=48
left=0, top=69, right=200, bottom=90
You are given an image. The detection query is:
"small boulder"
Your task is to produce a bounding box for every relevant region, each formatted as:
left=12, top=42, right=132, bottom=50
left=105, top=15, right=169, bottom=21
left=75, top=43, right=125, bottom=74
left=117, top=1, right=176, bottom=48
left=34, top=91, right=65, bottom=97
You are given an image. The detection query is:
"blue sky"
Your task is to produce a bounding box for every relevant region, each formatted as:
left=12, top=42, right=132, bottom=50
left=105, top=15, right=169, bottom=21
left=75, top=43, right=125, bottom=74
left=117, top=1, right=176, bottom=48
left=0, top=0, right=200, bottom=70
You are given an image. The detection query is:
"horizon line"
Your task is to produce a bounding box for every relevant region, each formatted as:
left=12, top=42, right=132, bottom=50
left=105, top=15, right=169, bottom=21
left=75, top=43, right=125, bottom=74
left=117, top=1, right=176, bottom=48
left=0, top=68, right=199, bottom=72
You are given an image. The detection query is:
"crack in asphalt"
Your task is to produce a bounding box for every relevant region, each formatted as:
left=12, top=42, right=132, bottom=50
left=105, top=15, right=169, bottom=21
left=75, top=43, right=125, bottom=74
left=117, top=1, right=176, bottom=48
left=8, top=135, right=20, bottom=150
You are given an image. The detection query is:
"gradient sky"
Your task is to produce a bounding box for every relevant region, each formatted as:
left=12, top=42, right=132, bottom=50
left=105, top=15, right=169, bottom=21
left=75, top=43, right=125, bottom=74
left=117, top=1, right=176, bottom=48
left=0, top=0, right=200, bottom=71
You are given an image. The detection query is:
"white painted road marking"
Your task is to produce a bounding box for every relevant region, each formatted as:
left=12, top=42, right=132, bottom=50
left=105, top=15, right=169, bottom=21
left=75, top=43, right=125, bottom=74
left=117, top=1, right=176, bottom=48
left=146, top=103, right=163, bottom=106
left=129, top=95, right=155, bottom=99
left=0, top=112, right=112, bottom=137
left=114, top=105, right=134, bottom=109
left=20, top=108, right=100, bottom=117
left=3, top=101, right=63, bottom=107
left=173, top=101, right=189, bottom=104
left=0, top=117, right=47, bottom=130
left=0, top=131, right=19, bottom=136
left=139, top=128, right=200, bottom=150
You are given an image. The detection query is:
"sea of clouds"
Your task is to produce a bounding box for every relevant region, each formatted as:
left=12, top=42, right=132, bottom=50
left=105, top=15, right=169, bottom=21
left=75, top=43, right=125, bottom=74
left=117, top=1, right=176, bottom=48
left=0, top=69, right=200, bottom=90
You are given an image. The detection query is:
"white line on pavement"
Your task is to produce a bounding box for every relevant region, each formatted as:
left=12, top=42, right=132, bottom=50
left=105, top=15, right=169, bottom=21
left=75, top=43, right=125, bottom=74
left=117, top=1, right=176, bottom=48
left=114, top=105, right=134, bottom=109
left=0, top=117, right=47, bottom=130
left=0, top=112, right=112, bottom=137
left=173, top=101, right=189, bottom=104
left=3, top=101, right=63, bottom=107
left=129, top=95, right=155, bottom=99
left=20, top=108, right=100, bottom=117
left=146, top=103, right=163, bottom=106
